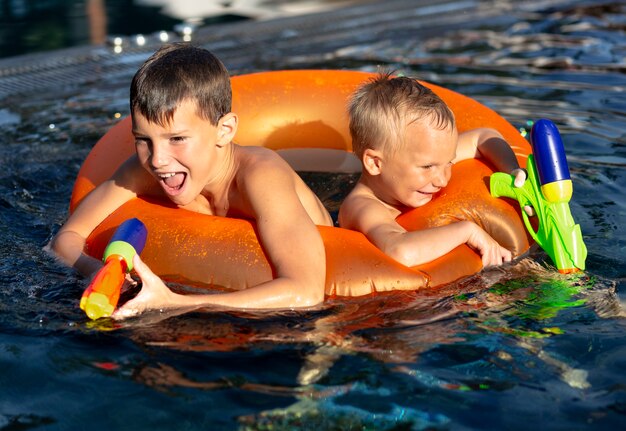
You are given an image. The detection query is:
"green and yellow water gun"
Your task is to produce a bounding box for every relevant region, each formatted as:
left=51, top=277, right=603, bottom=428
left=490, top=119, right=587, bottom=273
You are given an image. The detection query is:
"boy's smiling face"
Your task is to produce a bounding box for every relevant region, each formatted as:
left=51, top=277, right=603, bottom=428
left=132, top=99, right=227, bottom=207
left=373, top=116, right=458, bottom=209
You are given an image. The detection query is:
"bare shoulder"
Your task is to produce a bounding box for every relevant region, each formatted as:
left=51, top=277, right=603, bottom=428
left=239, top=145, right=289, bottom=168
left=237, top=146, right=295, bottom=188
left=339, top=182, right=397, bottom=230
left=234, top=145, right=332, bottom=226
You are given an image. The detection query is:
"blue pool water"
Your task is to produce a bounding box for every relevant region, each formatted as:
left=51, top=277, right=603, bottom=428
left=1, top=0, right=625, bottom=429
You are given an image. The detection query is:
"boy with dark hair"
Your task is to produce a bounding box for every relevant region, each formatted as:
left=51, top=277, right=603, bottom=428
left=51, top=43, right=332, bottom=317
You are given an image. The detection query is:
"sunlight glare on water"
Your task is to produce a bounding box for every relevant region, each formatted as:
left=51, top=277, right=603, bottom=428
left=0, top=1, right=625, bottom=430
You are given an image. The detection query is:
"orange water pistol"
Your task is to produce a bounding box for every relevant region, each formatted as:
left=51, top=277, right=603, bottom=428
left=80, top=218, right=147, bottom=320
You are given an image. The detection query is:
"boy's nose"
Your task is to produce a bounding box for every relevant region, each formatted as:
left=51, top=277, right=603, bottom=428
left=432, top=165, right=451, bottom=188
left=150, top=145, right=169, bottom=168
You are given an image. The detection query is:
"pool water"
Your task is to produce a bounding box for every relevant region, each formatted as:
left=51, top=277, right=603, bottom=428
left=1, top=0, right=625, bottom=430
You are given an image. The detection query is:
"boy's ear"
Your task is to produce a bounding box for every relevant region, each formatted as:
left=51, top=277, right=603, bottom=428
left=216, top=113, right=238, bottom=147
left=362, top=148, right=383, bottom=175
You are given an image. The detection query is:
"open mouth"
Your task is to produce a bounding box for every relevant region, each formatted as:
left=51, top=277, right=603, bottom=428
left=158, top=172, right=186, bottom=195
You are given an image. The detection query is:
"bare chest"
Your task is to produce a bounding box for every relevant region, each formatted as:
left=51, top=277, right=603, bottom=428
left=180, top=188, right=250, bottom=218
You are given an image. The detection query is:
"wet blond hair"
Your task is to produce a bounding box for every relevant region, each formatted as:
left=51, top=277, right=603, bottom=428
left=348, top=72, right=455, bottom=159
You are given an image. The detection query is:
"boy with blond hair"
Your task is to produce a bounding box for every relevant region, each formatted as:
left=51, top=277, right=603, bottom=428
left=339, top=73, right=527, bottom=267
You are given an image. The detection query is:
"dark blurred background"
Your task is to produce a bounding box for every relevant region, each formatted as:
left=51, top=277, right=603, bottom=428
left=0, top=0, right=355, bottom=59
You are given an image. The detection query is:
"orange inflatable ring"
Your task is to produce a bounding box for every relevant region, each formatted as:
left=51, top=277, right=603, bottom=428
left=71, top=70, right=532, bottom=297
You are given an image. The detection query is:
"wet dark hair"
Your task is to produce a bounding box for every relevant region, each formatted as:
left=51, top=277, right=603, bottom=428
left=130, top=43, right=231, bottom=126
left=349, top=72, right=455, bottom=159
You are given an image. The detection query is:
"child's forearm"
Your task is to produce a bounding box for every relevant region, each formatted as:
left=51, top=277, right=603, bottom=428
left=112, top=254, right=325, bottom=319
left=49, top=230, right=103, bottom=276
left=385, top=221, right=510, bottom=268
left=383, top=222, right=475, bottom=267
left=172, top=278, right=324, bottom=310
left=476, top=129, right=521, bottom=173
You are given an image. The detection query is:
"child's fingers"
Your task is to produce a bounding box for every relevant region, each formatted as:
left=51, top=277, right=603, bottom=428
left=113, top=255, right=173, bottom=320
left=112, top=303, right=140, bottom=319
left=133, top=254, right=144, bottom=272
left=482, top=249, right=498, bottom=267
left=481, top=246, right=512, bottom=267
left=501, top=247, right=512, bottom=263
left=121, top=274, right=137, bottom=293
left=512, top=168, right=527, bottom=188
left=133, top=254, right=157, bottom=283
left=509, top=169, right=536, bottom=216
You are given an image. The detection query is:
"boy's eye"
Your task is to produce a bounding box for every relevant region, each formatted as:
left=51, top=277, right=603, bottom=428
left=134, top=137, right=149, bottom=147
left=170, top=136, right=186, bottom=143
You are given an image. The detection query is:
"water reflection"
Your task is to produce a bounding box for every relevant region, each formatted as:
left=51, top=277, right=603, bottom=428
left=0, top=0, right=359, bottom=59
left=0, top=0, right=173, bottom=58
left=94, top=259, right=618, bottom=429
left=1, top=0, right=625, bottom=429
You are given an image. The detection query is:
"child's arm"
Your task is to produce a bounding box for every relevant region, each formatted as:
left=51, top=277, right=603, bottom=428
left=113, top=156, right=326, bottom=317
left=455, top=128, right=526, bottom=186
left=339, top=192, right=511, bottom=268
left=49, top=156, right=149, bottom=276
left=219, top=157, right=327, bottom=307
left=456, top=128, right=534, bottom=215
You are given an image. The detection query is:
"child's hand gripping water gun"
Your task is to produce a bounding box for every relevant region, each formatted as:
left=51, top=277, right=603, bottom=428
left=80, top=218, right=147, bottom=320
left=490, top=119, right=587, bottom=273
